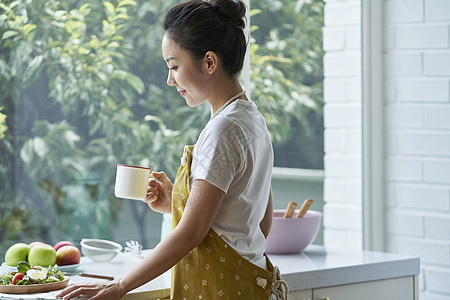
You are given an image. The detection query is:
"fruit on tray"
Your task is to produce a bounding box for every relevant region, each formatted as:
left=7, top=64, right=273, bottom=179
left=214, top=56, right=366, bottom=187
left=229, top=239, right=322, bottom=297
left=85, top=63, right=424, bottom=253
left=56, top=245, right=81, bottom=266
left=28, top=245, right=57, bottom=267
left=4, top=241, right=81, bottom=267
left=4, top=243, right=31, bottom=267
left=28, top=241, right=49, bottom=248
left=54, top=241, right=72, bottom=252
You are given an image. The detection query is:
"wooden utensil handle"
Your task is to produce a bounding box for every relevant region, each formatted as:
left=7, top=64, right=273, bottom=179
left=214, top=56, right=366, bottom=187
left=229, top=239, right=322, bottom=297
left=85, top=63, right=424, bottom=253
left=284, top=201, right=297, bottom=218
left=79, top=273, right=114, bottom=281
left=296, top=198, right=314, bottom=218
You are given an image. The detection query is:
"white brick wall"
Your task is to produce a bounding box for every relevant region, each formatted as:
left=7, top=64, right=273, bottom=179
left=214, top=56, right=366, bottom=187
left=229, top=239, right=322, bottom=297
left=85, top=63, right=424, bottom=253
left=384, top=0, right=450, bottom=297
left=323, top=0, right=363, bottom=251
left=426, top=267, right=450, bottom=295
left=425, top=0, right=450, bottom=21
left=385, top=0, right=423, bottom=23
left=424, top=51, right=450, bottom=75
left=393, top=183, right=450, bottom=210
left=323, top=0, right=450, bottom=298
left=397, top=79, right=449, bottom=102
left=426, top=106, right=450, bottom=129
left=324, top=1, right=361, bottom=26
left=385, top=52, right=422, bottom=75
left=397, top=131, right=450, bottom=155
left=396, top=25, right=448, bottom=49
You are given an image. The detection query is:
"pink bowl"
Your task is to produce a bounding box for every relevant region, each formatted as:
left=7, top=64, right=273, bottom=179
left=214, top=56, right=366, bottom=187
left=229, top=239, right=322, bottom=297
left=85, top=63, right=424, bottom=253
left=265, top=209, right=322, bottom=254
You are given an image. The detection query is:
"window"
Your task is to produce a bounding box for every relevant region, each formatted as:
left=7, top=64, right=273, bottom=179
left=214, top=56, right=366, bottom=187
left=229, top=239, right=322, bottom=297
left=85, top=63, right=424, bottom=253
left=0, top=0, right=324, bottom=255
left=249, top=0, right=324, bottom=244
left=250, top=0, right=324, bottom=170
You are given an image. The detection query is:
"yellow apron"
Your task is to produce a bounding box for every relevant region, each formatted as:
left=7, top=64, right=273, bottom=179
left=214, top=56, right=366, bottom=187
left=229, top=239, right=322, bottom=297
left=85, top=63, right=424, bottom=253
left=170, top=145, right=287, bottom=299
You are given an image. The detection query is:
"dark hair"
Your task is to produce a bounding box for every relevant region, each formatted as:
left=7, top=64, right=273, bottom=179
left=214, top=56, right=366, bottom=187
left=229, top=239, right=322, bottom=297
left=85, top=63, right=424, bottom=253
left=163, top=0, right=247, bottom=77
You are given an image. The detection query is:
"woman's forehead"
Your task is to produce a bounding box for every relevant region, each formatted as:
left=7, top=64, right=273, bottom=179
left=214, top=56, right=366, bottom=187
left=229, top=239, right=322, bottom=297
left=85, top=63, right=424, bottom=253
left=162, top=35, right=181, bottom=60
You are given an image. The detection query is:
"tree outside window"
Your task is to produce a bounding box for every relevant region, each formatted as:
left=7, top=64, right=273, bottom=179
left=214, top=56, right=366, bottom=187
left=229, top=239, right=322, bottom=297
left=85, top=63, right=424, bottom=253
left=0, top=0, right=323, bottom=255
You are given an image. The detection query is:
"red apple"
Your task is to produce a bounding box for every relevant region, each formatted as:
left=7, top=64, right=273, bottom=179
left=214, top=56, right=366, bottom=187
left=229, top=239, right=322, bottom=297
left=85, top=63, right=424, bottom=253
left=54, top=241, right=73, bottom=251
left=55, top=245, right=80, bottom=266
left=29, top=241, right=48, bottom=248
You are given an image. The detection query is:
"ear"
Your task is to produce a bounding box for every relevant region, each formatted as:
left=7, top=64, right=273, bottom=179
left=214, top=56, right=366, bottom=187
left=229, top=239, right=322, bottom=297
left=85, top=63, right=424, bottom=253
left=202, top=51, right=218, bottom=74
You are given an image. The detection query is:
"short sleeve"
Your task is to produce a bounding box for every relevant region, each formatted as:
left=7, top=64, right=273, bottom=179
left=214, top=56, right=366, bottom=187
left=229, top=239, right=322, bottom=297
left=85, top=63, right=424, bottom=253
left=191, top=116, right=244, bottom=193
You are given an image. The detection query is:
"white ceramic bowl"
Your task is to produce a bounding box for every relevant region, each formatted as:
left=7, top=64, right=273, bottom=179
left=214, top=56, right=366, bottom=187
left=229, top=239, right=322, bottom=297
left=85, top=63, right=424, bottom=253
left=80, top=239, right=123, bottom=262
left=265, top=209, right=322, bottom=254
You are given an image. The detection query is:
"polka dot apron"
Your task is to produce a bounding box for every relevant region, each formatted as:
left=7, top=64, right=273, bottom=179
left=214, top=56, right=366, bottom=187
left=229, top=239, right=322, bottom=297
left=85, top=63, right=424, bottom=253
left=169, top=145, right=287, bottom=299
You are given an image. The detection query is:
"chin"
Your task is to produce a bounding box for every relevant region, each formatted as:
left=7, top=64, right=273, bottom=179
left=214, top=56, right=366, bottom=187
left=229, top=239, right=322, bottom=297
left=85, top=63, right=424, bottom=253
left=185, top=97, right=204, bottom=108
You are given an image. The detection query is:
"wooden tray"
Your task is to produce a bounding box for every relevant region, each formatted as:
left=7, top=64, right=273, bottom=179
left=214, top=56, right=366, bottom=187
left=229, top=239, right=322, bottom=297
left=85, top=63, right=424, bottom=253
left=0, top=276, right=69, bottom=294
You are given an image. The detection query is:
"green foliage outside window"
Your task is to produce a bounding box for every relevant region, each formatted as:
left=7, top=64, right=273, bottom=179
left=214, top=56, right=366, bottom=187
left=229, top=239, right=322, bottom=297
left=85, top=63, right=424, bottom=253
left=250, top=0, right=324, bottom=168
left=0, top=107, right=6, bottom=140
left=0, top=0, right=323, bottom=252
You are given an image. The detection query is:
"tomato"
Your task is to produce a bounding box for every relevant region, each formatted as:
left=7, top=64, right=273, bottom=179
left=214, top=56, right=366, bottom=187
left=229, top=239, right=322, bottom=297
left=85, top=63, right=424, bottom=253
left=12, top=272, right=25, bottom=285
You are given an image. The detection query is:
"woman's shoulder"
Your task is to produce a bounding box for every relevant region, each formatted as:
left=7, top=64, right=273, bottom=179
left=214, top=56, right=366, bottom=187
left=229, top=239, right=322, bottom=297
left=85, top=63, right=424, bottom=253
left=216, top=99, right=258, bottom=123
left=223, top=100, right=268, bottom=132
left=198, top=99, right=268, bottom=144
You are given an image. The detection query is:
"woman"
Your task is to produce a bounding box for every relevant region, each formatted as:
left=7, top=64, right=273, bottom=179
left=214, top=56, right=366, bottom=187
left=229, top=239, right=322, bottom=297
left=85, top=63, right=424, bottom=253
left=57, top=0, right=286, bottom=299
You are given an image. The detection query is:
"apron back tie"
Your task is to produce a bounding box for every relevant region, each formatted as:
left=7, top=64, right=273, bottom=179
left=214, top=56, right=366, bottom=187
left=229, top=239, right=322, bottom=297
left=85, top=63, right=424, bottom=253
left=271, top=266, right=288, bottom=300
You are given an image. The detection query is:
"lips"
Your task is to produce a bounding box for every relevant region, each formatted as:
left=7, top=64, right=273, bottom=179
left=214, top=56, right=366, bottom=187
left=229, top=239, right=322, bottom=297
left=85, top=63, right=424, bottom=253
left=179, top=90, right=186, bottom=96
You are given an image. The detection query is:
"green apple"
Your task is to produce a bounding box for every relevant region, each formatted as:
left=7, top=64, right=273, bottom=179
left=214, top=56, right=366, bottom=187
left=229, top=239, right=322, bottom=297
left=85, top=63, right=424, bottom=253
left=4, top=243, right=31, bottom=266
left=28, top=244, right=56, bottom=267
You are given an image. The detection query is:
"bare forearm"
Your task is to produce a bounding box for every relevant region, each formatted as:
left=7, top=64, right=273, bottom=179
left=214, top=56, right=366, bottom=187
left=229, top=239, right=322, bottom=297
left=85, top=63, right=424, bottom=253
left=119, top=180, right=224, bottom=295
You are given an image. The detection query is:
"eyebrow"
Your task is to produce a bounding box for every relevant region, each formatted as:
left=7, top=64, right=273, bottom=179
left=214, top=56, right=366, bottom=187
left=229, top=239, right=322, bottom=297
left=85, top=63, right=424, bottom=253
left=165, top=56, right=176, bottom=63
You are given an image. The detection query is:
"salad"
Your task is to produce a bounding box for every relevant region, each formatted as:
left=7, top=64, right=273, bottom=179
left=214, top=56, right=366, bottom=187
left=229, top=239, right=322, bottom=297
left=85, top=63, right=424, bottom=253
left=0, top=261, right=65, bottom=286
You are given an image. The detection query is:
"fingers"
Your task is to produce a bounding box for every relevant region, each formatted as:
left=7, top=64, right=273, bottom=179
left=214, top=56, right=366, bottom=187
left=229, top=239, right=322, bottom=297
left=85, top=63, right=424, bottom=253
left=57, top=284, right=97, bottom=299
left=145, top=194, right=158, bottom=204
left=62, top=287, right=93, bottom=299
left=151, top=171, right=165, bottom=180
left=148, top=178, right=162, bottom=189
left=147, top=180, right=162, bottom=201
left=56, top=285, right=77, bottom=298
left=147, top=171, right=169, bottom=199
left=151, top=171, right=171, bottom=185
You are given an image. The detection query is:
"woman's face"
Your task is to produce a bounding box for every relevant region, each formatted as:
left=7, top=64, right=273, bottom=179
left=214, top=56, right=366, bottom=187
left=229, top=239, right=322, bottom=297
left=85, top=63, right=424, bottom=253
left=161, top=35, right=209, bottom=107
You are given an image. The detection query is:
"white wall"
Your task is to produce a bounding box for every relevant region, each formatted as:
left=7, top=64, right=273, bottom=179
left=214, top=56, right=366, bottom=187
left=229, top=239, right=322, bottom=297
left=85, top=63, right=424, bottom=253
left=323, top=0, right=450, bottom=299
left=323, top=0, right=363, bottom=250
left=383, top=1, right=450, bottom=299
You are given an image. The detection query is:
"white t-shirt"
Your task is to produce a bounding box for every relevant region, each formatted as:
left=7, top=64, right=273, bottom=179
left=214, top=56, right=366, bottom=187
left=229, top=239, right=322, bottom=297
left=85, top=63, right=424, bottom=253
left=190, top=99, right=273, bottom=269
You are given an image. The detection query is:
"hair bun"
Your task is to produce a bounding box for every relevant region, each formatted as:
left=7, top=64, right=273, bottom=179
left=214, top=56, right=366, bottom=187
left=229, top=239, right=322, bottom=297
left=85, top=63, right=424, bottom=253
left=207, top=0, right=246, bottom=29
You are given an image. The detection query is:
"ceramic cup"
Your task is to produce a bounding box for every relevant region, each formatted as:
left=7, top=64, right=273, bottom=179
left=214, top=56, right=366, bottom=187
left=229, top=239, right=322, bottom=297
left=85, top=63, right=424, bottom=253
left=114, top=164, right=151, bottom=200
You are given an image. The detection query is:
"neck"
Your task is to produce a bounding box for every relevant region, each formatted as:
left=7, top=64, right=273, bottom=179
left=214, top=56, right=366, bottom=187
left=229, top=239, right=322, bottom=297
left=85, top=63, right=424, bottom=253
left=209, top=79, right=247, bottom=115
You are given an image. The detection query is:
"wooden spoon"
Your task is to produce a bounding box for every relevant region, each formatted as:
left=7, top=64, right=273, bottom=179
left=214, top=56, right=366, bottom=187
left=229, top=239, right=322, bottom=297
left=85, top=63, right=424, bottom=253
left=295, top=198, right=314, bottom=218
left=284, top=201, right=297, bottom=218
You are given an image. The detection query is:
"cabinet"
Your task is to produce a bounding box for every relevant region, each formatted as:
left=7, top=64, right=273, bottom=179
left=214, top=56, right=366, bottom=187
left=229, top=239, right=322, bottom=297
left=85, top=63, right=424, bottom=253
left=288, top=275, right=417, bottom=300
left=288, top=289, right=312, bottom=300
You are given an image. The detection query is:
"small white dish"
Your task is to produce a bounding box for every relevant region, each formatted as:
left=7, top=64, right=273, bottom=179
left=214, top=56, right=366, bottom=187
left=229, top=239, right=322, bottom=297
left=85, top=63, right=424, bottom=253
left=81, top=239, right=123, bottom=262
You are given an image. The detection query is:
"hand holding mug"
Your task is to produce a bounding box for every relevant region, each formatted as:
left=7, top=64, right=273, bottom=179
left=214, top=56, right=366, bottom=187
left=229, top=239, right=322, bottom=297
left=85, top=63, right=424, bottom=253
left=145, top=171, right=173, bottom=214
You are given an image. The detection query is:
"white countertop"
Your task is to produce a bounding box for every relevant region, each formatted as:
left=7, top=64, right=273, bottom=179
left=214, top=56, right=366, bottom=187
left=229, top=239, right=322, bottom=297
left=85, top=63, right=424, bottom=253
left=269, top=245, right=420, bottom=291
left=0, top=245, right=420, bottom=299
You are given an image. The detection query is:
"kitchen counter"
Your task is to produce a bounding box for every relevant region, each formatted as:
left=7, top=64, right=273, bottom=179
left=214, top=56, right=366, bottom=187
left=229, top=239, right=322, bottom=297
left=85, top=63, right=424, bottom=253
left=269, top=245, right=420, bottom=291
left=0, top=245, right=420, bottom=299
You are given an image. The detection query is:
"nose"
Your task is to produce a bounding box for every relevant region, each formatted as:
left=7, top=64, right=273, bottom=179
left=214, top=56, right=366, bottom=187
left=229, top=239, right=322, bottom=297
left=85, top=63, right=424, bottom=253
left=167, top=70, right=175, bottom=86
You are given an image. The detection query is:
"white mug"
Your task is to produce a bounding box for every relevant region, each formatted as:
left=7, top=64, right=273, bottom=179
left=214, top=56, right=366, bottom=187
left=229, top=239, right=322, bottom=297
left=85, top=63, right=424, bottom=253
left=114, top=164, right=151, bottom=200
